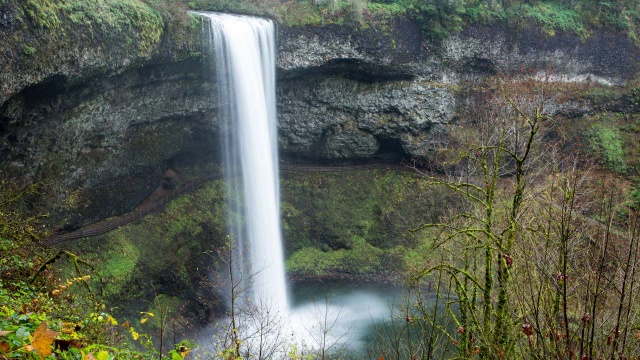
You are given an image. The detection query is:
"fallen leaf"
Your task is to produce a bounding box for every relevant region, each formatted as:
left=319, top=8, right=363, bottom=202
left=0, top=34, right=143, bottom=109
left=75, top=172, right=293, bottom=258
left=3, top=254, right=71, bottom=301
left=0, top=331, right=11, bottom=337
left=25, top=322, right=58, bottom=360
left=82, top=351, right=97, bottom=360
left=0, top=342, right=9, bottom=353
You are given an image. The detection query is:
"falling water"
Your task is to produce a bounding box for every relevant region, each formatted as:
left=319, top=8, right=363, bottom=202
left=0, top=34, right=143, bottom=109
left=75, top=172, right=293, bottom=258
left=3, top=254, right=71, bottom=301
left=200, top=13, right=288, bottom=314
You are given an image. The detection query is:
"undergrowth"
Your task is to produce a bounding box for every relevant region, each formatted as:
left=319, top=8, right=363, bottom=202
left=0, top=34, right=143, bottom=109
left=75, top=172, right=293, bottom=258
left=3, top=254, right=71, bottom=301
left=0, top=181, right=191, bottom=359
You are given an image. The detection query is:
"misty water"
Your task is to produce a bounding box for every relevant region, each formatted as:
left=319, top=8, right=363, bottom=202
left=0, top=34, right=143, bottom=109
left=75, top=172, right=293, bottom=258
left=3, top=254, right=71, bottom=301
left=192, top=281, right=406, bottom=358
left=290, top=281, right=405, bottom=355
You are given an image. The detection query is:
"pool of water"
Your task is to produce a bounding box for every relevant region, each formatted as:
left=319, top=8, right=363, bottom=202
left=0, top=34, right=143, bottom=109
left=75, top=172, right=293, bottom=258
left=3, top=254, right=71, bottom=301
left=192, top=280, right=407, bottom=358
left=289, top=281, right=405, bottom=355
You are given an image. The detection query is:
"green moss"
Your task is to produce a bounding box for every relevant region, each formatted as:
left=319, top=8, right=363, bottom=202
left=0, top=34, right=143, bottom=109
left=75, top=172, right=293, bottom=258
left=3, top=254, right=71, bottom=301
left=4, top=0, right=174, bottom=84
left=17, top=0, right=165, bottom=52
left=367, top=2, right=406, bottom=16
left=100, top=234, right=140, bottom=296
left=588, top=116, right=627, bottom=173
left=66, top=180, right=229, bottom=319
left=281, top=169, right=461, bottom=274
left=282, top=169, right=457, bottom=277
left=513, top=2, right=586, bottom=37
left=286, top=238, right=394, bottom=276
left=21, top=0, right=62, bottom=28
left=22, top=44, right=36, bottom=56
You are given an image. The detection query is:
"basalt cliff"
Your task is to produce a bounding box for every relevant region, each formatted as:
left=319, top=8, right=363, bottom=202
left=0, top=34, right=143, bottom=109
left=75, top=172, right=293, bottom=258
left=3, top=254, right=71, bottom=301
left=1, top=5, right=639, bottom=229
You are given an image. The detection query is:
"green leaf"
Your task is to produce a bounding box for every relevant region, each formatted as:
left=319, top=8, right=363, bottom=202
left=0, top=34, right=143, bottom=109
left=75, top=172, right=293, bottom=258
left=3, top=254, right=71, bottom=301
left=15, top=327, right=30, bottom=342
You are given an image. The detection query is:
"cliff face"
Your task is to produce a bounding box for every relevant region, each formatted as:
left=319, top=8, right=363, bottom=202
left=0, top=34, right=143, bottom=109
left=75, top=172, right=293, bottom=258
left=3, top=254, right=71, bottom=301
left=1, top=59, right=216, bottom=226
left=275, top=21, right=640, bottom=160
left=1, top=8, right=639, bottom=228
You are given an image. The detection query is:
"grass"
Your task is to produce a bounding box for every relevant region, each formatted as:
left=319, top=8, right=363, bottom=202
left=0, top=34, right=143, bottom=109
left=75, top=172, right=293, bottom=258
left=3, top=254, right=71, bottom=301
left=66, top=180, right=228, bottom=320
left=100, top=235, right=140, bottom=296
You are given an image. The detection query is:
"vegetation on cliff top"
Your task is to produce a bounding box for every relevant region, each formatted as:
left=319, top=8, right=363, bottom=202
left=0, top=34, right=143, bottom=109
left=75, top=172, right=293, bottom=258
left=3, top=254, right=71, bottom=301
left=183, top=0, right=640, bottom=42
left=13, top=0, right=631, bottom=44
left=0, top=0, right=200, bottom=102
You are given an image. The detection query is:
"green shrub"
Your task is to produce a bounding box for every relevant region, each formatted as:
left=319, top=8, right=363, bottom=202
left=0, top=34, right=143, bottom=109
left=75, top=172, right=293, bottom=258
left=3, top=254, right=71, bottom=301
left=367, top=2, right=406, bottom=16
left=286, top=238, right=387, bottom=276
left=588, top=120, right=627, bottom=173
left=514, top=2, right=586, bottom=36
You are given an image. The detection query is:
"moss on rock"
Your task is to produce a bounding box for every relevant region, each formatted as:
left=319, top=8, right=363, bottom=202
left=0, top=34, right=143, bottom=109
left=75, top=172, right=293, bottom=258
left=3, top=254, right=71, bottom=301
left=0, top=0, right=201, bottom=104
left=281, top=169, right=461, bottom=277
left=66, top=179, right=228, bottom=324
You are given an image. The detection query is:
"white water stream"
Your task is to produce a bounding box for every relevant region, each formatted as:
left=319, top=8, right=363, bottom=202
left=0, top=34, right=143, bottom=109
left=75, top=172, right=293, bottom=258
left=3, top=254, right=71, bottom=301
left=201, top=12, right=288, bottom=314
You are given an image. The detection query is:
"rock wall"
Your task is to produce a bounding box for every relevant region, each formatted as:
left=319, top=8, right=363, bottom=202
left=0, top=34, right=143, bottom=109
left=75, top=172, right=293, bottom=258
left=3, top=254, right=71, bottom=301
left=0, top=59, right=217, bottom=227
left=278, top=77, right=453, bottom=159
left=1, top=11, right=639, bottom=228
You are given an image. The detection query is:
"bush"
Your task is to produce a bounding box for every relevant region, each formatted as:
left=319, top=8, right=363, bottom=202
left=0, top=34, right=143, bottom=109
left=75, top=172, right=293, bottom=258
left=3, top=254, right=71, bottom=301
left=588, top=120, right=627, bottom=173
left=286, top=238, right=389, bottom=276
left=514, top=2, right=587, bottom=36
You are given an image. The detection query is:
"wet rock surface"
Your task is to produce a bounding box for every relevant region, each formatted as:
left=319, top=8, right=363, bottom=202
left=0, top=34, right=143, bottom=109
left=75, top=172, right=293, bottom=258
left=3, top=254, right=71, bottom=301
left=1, top=16, right=639, bottom=228
left=278, top=76, right=454, bottom=159
left=0, top=59, right=217, bottom=227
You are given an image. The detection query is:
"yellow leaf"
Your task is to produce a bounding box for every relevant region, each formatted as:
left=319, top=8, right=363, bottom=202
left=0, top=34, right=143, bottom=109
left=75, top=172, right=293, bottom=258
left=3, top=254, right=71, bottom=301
left=140, top=318, right=148, bottom=324
left=26, top=322, right=58, bottom=360
left=105, top=316, right=118, bottom=326
left=96, top=350, right=109, bottom=360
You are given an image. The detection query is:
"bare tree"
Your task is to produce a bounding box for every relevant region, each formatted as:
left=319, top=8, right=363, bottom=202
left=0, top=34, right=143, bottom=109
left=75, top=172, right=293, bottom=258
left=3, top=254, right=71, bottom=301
left=198, top=235, right=289, bottom=359
left=302, top=293, right=352, bottom=360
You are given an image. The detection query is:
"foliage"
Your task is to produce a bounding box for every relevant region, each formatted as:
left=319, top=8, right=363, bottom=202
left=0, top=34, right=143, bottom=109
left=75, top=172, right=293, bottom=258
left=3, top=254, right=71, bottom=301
left=405, top=0, right=466, bottom=41
left=367, top=2, right=406, bottom=17
left=588, top=118, right=628, bottom=173
left=399, top=75, right=640, bottom=359
left=0, top=180, right=194, bottom=359
left=17, top=0, right=165, bottom=53
left=513, top=2, right=587, bottom=36
left=22, top=44, right=36, bottom=56
left=65, top=180, right=228, bottom=333
left=286, top=239, right=391, bottom=276
left=185, top=0, right=640, bottom=42
left=281, top=170, right=458, bottom=253
left=8, top=0, right=640, bottom=50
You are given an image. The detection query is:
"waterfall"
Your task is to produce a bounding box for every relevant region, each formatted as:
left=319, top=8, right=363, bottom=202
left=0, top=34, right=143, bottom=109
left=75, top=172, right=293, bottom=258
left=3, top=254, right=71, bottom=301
left=200, top=13, right=288, bottom=314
